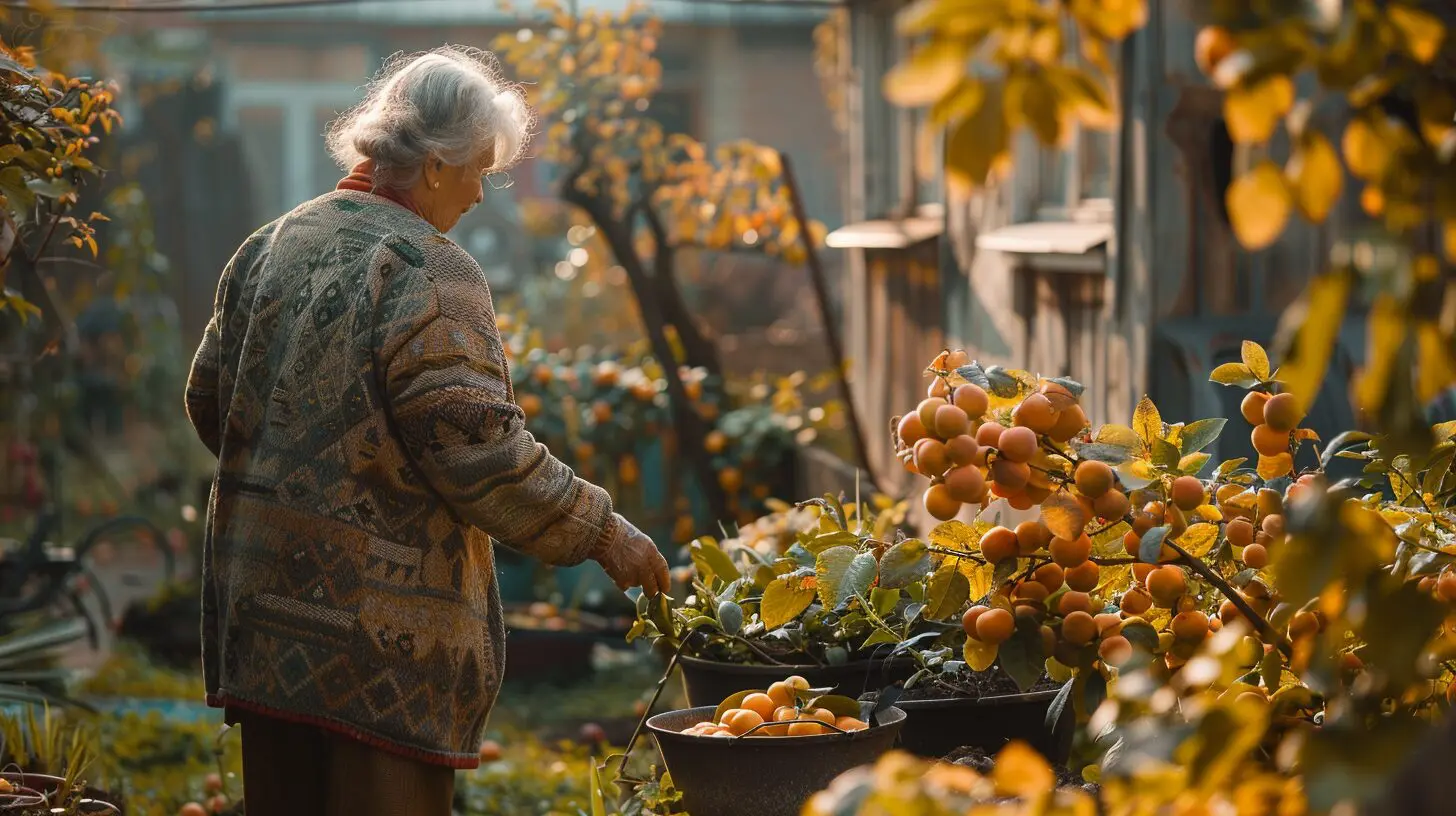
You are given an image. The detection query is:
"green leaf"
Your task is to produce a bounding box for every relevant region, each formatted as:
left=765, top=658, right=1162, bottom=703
left=1209, top=363, right=1261, bottom=388
left=713, top=690, right=757, bottom=724
left=691, top=539, right=741, bottom=586
left=1138, top=526, right=1171, bottom=564
left=869, top=586, right=901, bottom=617
left=1179, top=418, right=1228, bottom=456
left=999, top=615, right=1046, bottom=691
left=804, top=530, right=859, bottom=554
left=925, top=563, right=971, bottom=620
left=1241, top=341, right=1272, bottom=380
left=1073, top=443, right=1136, bottom=465
left=1152, top=438, right=1182, bottom=469
left=760, top=576, right=816, bottom=629
left=984, top=365, right=1034, bottom=399
left=1320, top=430, right=1374, bottom=469
left=878, top=539, right=931, bottom=588
left=1047, top=377, right=1085, bottom=397
left=862, top=628, right=900, bottom=649
left=1120, top=619, right=1159, bottom=653
left=0, top=145, right=22, bottom=164
left=816, top=546, right=876, bottom=608
left=1216, top=458, right=1249, bottom=478
left=956, top=363, right=991, bottom=390
left=1117, top=459, right=1159, bottom=489
left=805, top=694, right=863, bottom=720
left=1179, top=452, right=1212, bottom=476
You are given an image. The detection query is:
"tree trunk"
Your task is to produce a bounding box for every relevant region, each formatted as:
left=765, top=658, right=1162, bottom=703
left=641, top=206, right=722, bottom=376
left=563, top=191, right=731, bottom=525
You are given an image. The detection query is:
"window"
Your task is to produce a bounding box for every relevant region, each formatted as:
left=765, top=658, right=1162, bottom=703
left=236, top=106, right=285, bottom=224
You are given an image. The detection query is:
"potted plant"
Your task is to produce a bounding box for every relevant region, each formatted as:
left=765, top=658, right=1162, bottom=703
left=630, top=495, right=931, bottom=707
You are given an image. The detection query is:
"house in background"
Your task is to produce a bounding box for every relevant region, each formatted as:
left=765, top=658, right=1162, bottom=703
left=103, top=0, right=844, bottom=344
left=832, top=0, right=1373, bottom=503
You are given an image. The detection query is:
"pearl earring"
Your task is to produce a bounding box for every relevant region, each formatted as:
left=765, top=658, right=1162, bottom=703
left=433, top=182, right=440, bottom=189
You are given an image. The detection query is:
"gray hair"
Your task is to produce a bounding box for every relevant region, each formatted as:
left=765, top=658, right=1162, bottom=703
left=326, top=45, right=533, bottom=191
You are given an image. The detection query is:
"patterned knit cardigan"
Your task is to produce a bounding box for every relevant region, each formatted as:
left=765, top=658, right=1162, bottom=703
left=185, top=190, right=628, bottom=768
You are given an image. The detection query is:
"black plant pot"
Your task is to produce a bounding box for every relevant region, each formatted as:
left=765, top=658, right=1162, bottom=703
left=678, top=655, right=913, bottom=708
left=647, top=705, right=906, bottom=816
left=893, top=689, right=1074, bottom=764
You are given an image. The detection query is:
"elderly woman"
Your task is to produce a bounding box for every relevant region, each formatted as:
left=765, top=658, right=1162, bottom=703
left=184, top=46, right=669, bottom=815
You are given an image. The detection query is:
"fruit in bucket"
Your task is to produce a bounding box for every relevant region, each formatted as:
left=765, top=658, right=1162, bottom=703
left=679, top=676, right=870, bottom=737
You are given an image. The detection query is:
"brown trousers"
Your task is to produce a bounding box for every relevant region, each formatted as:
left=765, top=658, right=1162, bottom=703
left=236, top=710, right=456, bottom=816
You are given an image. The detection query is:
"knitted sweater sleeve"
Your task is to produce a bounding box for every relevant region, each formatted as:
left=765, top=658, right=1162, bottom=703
left=377, top=239, right=627, bottom=567
left=185, top=249, right=237, bottom=458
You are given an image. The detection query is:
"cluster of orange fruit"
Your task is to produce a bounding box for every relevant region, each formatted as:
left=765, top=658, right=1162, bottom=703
left=1243, top=391, right=1305, bottom=478
left=894, top=353, right=1090, bottom=522
left=681, top=676, right=870, bottom=738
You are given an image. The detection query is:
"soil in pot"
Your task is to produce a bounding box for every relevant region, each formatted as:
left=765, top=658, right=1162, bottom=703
left=678, top=654, right=915, bottom=709
left=646, top=705, right=906, bottom=816
left=867, top=672, right=1072, bottom=763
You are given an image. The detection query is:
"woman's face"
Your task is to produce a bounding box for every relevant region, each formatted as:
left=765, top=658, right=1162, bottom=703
left=421, top=154, right=489, bottom=233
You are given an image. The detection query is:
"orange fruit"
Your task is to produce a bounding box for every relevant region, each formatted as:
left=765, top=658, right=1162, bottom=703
left=944, top=466, right=987, bottom=504
left=1073, top=460, right=1114, bottom=498
left=809, top=708, right=836, bottom=725
left=975, top=421, right=1004, bottom=448
left=741, top=693, right=777, bottom=720
left=787, top=721, right=828, bottom=736
left=1034, top=562, right=1065, bottom=593
left=1061, top=611, right=1097, bottom=645
left=1014, top=580, right=1050, bottom=603
left=1120, top=586, right=1153, bottom=615
left=1262, top=393, right=1303, bottom=432
left=1251, top=424, right=1290, bottom=457
left=953, top=384, right=990, bottom=419
left=1049, top=534, right=1092, bottom=568
left=1288, top=611, right=1320, bottom=639
left=1049, top=404, right=1089, bottom=442
left=1058, top=590, right=1093, bottom=616
left=1227, top=518, right=1255, bottom=547
left=835, top=716, right=868, bottom=732
left=1261, top=514, right=1285, bottom=538
left=924, top=484, right=962, bottom=521
left=1064, top=560, right=1100, bottom=592
left=1147, top=566, right=1188, bottom=608
left=479, top=740, right=504, bottom=761
left=997, top=426, right=1039, bottom=463
left=1195, top=26, right=1238, bottom=77
left=1241, top=543, right=1269, bottom=569
left=990, top=458, right=1031, bottom=490
left=1093, top=489, right=1130, bottom=521
left=1439, top=572, right=1456, bottom=602
left=1132, top=562, right=1155, bottom=584
left=914, top=438, right=952, bottom=478
left=1016, top=520, right=1053, bottom=555
left=976, top=607, right=1016, bottom=644
left=784, top=675, right=810, bottom=691
left=1012, top=393, right=1060, bottom=434
left=928, top=377, right=951, bottom=399
left=934, top=404, right=972, bottom=439
left=1123, top=530, right=1142, bottom=558
left=897, top=412, right=928, bottom=446
left=1099, top=635, right=1133, bottom=667
left=945, top=435, right=980, bottom=467
left=723, top=708, right=765, bottom=736
left=980, top=526, right=1020, bottom=563
left=917, top=398, right=949, bottom=436
left=766, top=682, right=795, bottom=709
left=962, top=605, right=989, bottom=637
left=1240, top=391, right=1270, bottom=426
left=179, top=805, right=208, bottom=816
left=1172, top=611, right=1210, bottom=641
left=1170, top=477, right=1204, bottom=512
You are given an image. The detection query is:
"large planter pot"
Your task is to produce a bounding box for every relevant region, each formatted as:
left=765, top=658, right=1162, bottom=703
left=504, top=626, right=598, bottom=683
left=893, top=688, right=1073, bottom=764
left=647, top=705, right=906, bottom=816
left=678, top=655, right=914, bottom=708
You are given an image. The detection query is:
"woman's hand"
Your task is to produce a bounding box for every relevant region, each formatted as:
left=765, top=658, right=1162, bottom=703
left=596, top=523, right=671, bottom=598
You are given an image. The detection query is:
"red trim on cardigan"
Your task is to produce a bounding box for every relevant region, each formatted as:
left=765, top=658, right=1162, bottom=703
left=208, top=693, right=481, bottom=770
left=336, top=160, right=424, bottom=218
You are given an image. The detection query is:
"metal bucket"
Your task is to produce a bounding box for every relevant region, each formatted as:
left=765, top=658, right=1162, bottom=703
left=646, top=705, right=906, bottom=816
left=678, top=655, right=913, bottom=708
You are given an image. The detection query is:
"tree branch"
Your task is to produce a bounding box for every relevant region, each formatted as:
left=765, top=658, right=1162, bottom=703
left=1167, top=537, right=1293, bottom=657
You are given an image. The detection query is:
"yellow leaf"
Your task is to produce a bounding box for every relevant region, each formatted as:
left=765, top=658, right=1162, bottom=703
left=1241, top=340, right=1271, bottom=381
left=1257, top=452, right=1294, bottom=480
left=1342, top=118, right=1391, bottom=181
left=1279, top=274, right=1350, bottom=417
left=1445, top=220, right=1456, bottom=263
left=1355, top=294, right=1408, bottom=413
left=1132, top=395, right=1162, bottom=447
left=1287, top=131, right=1343, bottom=223
left=945, top=80, right=1009, bottom=190
left=1224, top=75, right=1295, bottom=144
left=883, top=37, right=971, bottom=107
left=1227, top=161, right=1292, bottom=251
left=1178, top=523, right=1220, bottom=558
left=897, top=0, right=1004, bottom=38
left=1417, top=323, right=1456, bottom=406
left=1094, top=423, right=1144, bottom=452
left=1209, top=362, right=1259, bottom=386
left=965, top=637, right=998, bottom=672
left=929, top=78, right=985, bottom=127
left=1041, top=492, right=1088, bottom=540
left=1005, top=70, right=1064, bottom=146
left=1387, top=5, right=1446, bottom=64
left=993, top=741, right=1055, bottom=798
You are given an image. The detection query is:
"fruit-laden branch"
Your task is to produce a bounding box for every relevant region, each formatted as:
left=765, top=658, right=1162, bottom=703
left=1168, top=538, right=1294, bottom=658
